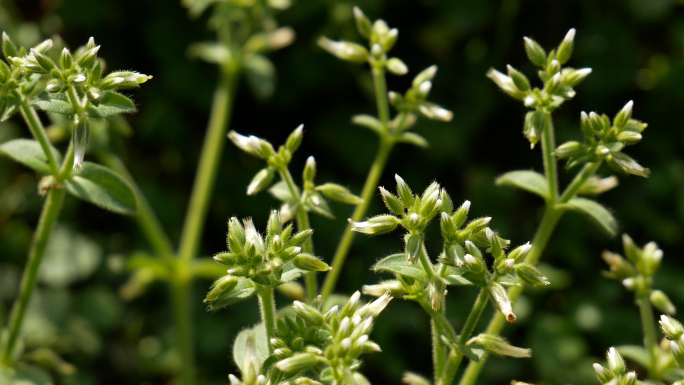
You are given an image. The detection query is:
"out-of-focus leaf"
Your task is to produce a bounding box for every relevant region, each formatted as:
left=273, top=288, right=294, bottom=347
left=244, top=53, right=275, bottom=100
left=39, top=226, right=102, bottom=287
left=560, top=197, right=617, bottom=236
left=496, top=170, right=549, bottom=201
left=0, top=139, right=61, bottom=175
left=233, top=323, right=269, bottom=372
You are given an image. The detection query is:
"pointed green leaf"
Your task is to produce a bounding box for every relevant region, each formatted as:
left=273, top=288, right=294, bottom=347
left=207, top=277, right=263, bottom=310
left=0, top=139, right=61, bottom=175
left=351, top=114, right=382, bottom=135
left=278, top=263, right=306, bottom=285
left=269, top=180, right=295, bottom=202
left=442, top=266, right=474, bottom=286
left=397, top=132, right=429, bottom=148
left=233, top=323, right=270, bottom=371
left=497, top=274, right=521, bottom=286
left=615, top=345, right=649, bottom=369
left=372, top=253, right=429, bottom=283
left=32, top=92, right=75, bottom=115
left=1, top=93, right=21, bottom=121
left=455, top=342, right=486, bottom=363
left=560, top=197, right=617, bottom=236
left=85, top=91, right=136, bottom=118
left=496, top=170, right=549, bottom=200
left=63, top=162, right=137, bottom=214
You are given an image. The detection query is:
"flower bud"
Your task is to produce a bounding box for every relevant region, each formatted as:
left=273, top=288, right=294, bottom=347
left=275, top=352, right=318, bottom=373
left=554, top=141, right=584, bottom=159
left=77, top=44, right=101, bottom=69
left=395, top=174, right=414, bottom=207
left=29, top=48, right=55, bottom=72
left=464, top=254, right=484, bottom=274
left=556, top=28, right=575, bottom=64
left=428, top=275, right=446, bottom=311
left=293, top=254, right=330, bottom=272
left=545, top=72, right=562, bottom=95
left=358, top=292, right=392, bottom=318
left=380, top=186, right=405, bottom=215
left=206, top=275, right=239, bottom=301
left=508, top=242, right=532, bottom=263
left=293, top=300, right=326, bottom=326
left=316, top=183, right=363, bottom=205
left=515, top=263, right=550, bottom=286
left=506, top=64, right=530, bottom=92
left=72, top=117, right=89, bottom=169
left=564, top=67, right=592, bottom=86
left=247, top=167, right=275, bottom=195
left=353, top=6, right=372, bottom=38
left=465, top=217, right=491, bottom=235
left=523, top=37, right=546, bottom=67
left=614, top=100, right=633, bottom=131
left=601, top=251, right=635, bottom=280
left=386, top=57, right=408, bottom=75
left=362, top=281, right=405, bottom=297
left=417, top=102, right=453, bottom=122
left=606, top=347, right=626, bottom=375
left=490, top=282, right=516, bottom=323
left=617, top=131, right=642, bottom=145
left=650, top=290, right=676, bottom=315
left=349, top=215, right=400, bottom=235
left=317, top=36, right=368, bottom=63
left=420, top=189, right=441, bottom=217
left=285, top=124, right=304, bottom=154
left=487, top=68, right=525, bottom=100
left=453, top=200, right=471, bottom=228
left=228, top=131, right=263, bottom=158
left=214, top=252, right=237, bottom=266
left=606, top=152, right=649, bottom=178
left=380, top=28, right=399, bottom=52
left=467, top=334, right=531, bottom=358
left=660, top=315, right=684, bottom=339
left=2, top=32, right=19, bottom=59
left=402, top=372, right=431, bottom=385
left=289, top=229, right=313, bottom=247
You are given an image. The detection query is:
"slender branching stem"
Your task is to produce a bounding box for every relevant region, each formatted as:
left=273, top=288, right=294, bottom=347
left=258, top=289, right=277, bottom=354
left=637, top=290, right=660, bottom=380
left=432, top=318, right=447, bottom=383
left=177, top=67, right=238, bottom=263
left=170, top=279, right=196, bottom=385
left=541, top=112, right=559, bottom=202
left=371, top=66, right=390, bottom=128
left=321, top=139, right=394, bottom=300
left=416, top=296, right=458, bottom=342
left=19, top=103, right=59, bottom=175
left=558, top=161, right=602, bottom=203
left=278, top=168, right=317, bottom=301
left=0, top=187, right=65, bottom=367
left=418, top=247, right=436, bottom=278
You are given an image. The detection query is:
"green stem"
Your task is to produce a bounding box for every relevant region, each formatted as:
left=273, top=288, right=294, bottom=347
left=278, top=168, right=317, bottom=301
left=637, top=290, right=660, bottom=380
left=170, top=280, right=196, bottom=385
left=432, top=318, right=446, bottom=383
left=540, top=112, right=559, bottom=202
left=1, top=188, right=65, bottom=367
left=177, top=67, right=238, bottom=263
left=320, top=139, right=394, bottom=300
left=99, top=153, right=175, bottom=258
left=558, top=161, right=602, bottom=204
left=416, top=296, right=458, bottom=342
left=418, top=246, right=436, bottom=278
left=258, top=289, right=277, bottom=354
left=371, top=66, right=390, bottom=128
left=19, top=102, right=59, bottom=175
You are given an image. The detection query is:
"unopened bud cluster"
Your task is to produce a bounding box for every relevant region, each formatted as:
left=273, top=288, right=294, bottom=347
left=488, top=29, right=591, bottom=148
left=554, top=102, right=649, bottom=177
left=267, top=292, right=391, bottom=383
left=602, top=234, right=674, bottom=314
left=229, top=125, right=361, bottom=221
left=660, top=315, right=684, bottom=367
left=353, top=177, right=539, bottom=319
left=206, top=210, right=329, bottom=309
left=593, top=347, right=638, bottom=385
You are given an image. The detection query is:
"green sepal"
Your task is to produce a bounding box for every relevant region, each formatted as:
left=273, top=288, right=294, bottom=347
left=63, top=161, right=138, bottom=214
left=233, top=323, right=270, bottom=370
left=442, top=266, right=474, bottom=286
left=0, top=139, right=61, bottom=175
left=351, top=114, right=383, bottom=136
left=315, top=183, right=362, bottom=205
left=559, top=197, right=617, bottom=236
left=32, top=92, right=76, bottom=115
left=372, top=253, right=429, bottom=283
left=85, top=91, right=136, bottom=118
left=496, top=170, right=549, bottom=201
left=615, top=345, right=650, bottom=369
left=206, top=277, right=264, bottom=310
left=397, top=132, right=429, bottom=148
left=449, top=339, right=486, bottom=363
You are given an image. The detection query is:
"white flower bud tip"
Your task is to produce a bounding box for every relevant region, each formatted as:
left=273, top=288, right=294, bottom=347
left=483, top=217, right=492, bottom=225
left=328, top=305, right=339, bottom=315
left=552, top=72, right=561, bottom=84
left=91, top=92, right=100, bottom=100
left=433, top=107, right=453, bottom=121
left=505, top=259, right=515, bottom=268
left=464, top=254, right=477, bottom=266
left=441, top=212, right=449, bottom=221
left=410, top=213, right=420, bottom=223
left=551, top=59, right=559, bottom=68
left=652, top=249, right=663, bottom=263
left=371, top=43, right=383, bottom=56
left=626, top=372, right=636, bottom=383
left=350, top=291, right=361, bottom=306
left=565, top=90, right=576, bottom=98
left=112, top=76, right=124, bottom=85
left=426, top=65, right=438, bottom=78
left=671, top=340, right=681, bottom=353
left=46, top=83, right=57, bottom=92
left=387, top=28, right=398, bottom=39
left=73, top=75, right=86, bottom=83
left=427, top=189, right=439, bottom=203
left=340, top=317, right=350, bottom=333
left=395, top=174, right=405, bottom=185
left=577, top=68, right=592, bottom=77
left=600, top=147, right=610, bottom=155
left=353, top=6, right=364, bottom=20
left=270, top=338, right=278, bottom=345
left=462, top=200, right=471, bottom=211
left=564, top=28, right=576, bottom=43
left=435, top=199, right=442, bottom=208
left=352, top=315, right=362, bottom=325
left=622, top=278, right=634, bottom=289
left=524, top=96, right=535, bottom=106
left=419, top=81, right=432, bottom=95
left=593, top=363, right=605, bottom=376
left=521, top=242, right=532, bottom=255
left=622, top=100, right=634, bottom=115
left=357, top=334, right=369, bottom=346
left=341, top=337, right=351, bottom=350
left=256, top=374, right=266, bottom=385
left=293, top=247, right=301, bottom=253
left=311, top=195, right=320, bottom=206
left=485, top=227, right=495, bottom=241
left=229, top=374, right=240, bottom=385
left=589, top=111, right=599, bottom=120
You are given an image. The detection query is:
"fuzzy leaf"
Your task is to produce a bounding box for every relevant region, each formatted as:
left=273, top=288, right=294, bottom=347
left=616, top=345, right=649, bottom=369
left=442, top=266, right=473, bottom=286
left=233, top=323, right=270, bottom=371
left=85, top=91, right=136, bottom=118
left=63, top=162, right=137, bottom=214
left=560, top=197, right=617, bottom=236
left=496, top=170, right=549, bottom=200
left=32, top=92, right=75, bottom=115
left=278, top=263, right=307, bottom=285
left=207, top=277, right=263, bottom=310
left=455, top=342, right=486, bottom=363
left=0, top=139, right=61, bottom=175
left=373, top=253, right=429, bottom=283
left=1, top=93, right=21, bottom=121
left=269, top=180, right=295, bottom=202
left=497, top=274, right=521, bottom=286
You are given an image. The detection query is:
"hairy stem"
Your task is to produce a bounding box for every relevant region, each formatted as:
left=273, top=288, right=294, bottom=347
left=320, top=139, right=393, bottom=300
left=0, top=187, right=65, bottom=367
left=19, top=103, right=59, bottom=175
left=258, top=289, right=277, bottom=354
left=432, top=318, right=446, bottom=383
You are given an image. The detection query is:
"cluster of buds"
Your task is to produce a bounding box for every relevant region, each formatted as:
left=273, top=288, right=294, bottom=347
left=1, top=33, right=53, bottom=120
left=229, top=125, right=362, bottom=221
left=353, top=176, right=540, bottom=318
left=593, top=347, right=638, bottom=385
left=319, top=7, right=452, bottom=143
left=660, top=315, right=684, bottom=367
left=205, top=210, right=329, bottom=309
left=488, top=29, right=591, bottom=148
left=554, top=102, right=649, bottom=177
left=267, top=292, right=390, bottom=384
left=602, top=234, right=674, bottom=315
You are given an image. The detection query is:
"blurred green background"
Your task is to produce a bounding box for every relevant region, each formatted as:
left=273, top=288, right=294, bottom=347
left=1, top=0, right=684, bottom=384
